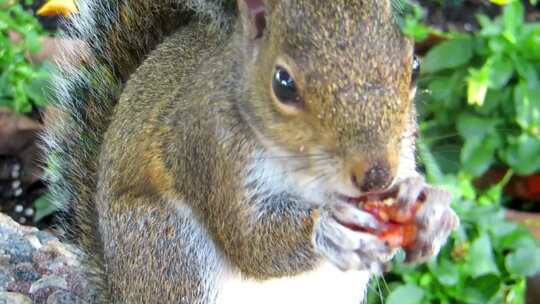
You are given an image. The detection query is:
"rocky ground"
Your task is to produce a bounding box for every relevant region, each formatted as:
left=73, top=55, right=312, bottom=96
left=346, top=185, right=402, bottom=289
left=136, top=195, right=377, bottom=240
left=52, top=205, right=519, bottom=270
left=0, top=213, right=95, bottom=303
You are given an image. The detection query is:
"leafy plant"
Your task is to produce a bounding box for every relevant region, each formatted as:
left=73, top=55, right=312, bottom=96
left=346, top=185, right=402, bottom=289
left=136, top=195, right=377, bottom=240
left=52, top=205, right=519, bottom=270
left=0, top=0, right=51, bottom=113
left=1, top=0, right=56, bottom=222
left=368, top=146, right=540, bottom=304
left=398, top=1, right=437, bottom=41
left=419, top=0, right=540, bottom=176
left=368, top=1, right=540, bottom=303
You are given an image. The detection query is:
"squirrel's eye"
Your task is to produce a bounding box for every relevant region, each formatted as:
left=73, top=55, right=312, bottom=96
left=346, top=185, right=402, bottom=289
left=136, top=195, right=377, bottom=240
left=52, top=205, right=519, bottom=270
left=411, top=55, right=420, bottom=82
left=272, top=67, right=302, bottom=105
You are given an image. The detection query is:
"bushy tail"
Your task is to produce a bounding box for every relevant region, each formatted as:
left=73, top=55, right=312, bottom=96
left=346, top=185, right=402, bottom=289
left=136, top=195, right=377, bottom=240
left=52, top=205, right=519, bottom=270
left=42, top=0, right=232, bottom=297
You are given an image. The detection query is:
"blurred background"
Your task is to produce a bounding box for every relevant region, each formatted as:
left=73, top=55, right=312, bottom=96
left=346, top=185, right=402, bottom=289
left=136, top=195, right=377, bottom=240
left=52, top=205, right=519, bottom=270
left=0, top=0, right=539, bottom=303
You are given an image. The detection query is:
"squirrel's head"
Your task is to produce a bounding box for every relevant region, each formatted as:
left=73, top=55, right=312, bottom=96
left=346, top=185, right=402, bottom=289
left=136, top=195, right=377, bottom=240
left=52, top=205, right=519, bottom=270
left=235, top=0, right=419, bottom=201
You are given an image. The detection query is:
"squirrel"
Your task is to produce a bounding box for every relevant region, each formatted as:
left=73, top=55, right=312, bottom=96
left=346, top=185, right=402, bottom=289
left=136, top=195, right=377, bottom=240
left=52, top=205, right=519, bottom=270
left=43, top=0, right=459, bottom=303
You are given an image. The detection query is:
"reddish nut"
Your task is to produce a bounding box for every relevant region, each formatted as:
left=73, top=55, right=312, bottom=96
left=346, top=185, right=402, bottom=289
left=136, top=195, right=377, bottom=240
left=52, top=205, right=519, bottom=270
left=377, top=223, right=418, bottom=248
left=361, top=198, right=421, bottom=248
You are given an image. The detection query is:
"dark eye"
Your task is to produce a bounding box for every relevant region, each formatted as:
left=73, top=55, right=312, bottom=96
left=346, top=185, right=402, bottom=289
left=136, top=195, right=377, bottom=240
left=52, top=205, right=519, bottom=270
left=412, top=55, right=420, bottom=82
left=272, top=66, right=302, bottom=105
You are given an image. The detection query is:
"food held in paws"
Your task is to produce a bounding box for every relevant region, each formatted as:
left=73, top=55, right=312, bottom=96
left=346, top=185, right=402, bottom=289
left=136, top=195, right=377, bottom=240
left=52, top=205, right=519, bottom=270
left=362, top=198, right=421, bottom=249
left=377, top=222, right=418, bottom=248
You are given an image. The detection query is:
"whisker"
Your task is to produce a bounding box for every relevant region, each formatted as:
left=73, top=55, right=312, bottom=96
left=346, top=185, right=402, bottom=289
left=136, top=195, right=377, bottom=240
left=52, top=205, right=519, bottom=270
left=249, top=154, right=330, bottom=161
left=421, top=133, right=461, bottom=142
left=298, top=172, right=327, bottom=190
left=365, top=277, right=383, bottom=304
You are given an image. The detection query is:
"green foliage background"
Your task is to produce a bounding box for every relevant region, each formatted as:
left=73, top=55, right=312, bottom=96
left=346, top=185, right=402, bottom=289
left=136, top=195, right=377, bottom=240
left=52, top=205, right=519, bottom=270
left=0, top=0, right=51, bottom=113
left=369, top=1, right=540, bottom=303
left=0, top=1, right=539, bottom=303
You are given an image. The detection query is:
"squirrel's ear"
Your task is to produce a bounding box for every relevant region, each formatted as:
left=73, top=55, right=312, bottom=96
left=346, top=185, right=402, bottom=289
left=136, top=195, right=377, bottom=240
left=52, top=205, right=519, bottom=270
left=236, top=0, right=267, bottom=40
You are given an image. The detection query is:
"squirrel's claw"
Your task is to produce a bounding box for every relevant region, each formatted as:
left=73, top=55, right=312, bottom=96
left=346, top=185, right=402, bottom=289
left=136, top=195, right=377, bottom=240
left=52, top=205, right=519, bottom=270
left=312, top=209, right=395, bottom=273
left=332, top=202, right=384, bottom=231
left=403, top=183, right=459, bottom=263
left=395, top=176, right=425, bottom=213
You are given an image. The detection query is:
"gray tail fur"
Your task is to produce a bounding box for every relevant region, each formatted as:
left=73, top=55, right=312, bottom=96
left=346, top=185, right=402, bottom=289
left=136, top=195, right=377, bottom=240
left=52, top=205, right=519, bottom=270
left=41, top=0, right=232, bottom=299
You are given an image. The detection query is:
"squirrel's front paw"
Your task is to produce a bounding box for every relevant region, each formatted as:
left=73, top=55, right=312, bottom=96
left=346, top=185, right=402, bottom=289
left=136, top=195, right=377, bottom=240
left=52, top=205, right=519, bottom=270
left=396, top=177, right=459, bottom=263
left=312, top=204, right=395, bottom=274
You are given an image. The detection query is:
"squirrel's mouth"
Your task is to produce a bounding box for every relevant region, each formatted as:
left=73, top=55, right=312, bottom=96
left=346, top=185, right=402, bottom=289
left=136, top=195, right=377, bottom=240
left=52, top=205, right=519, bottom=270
left=335, top=189, right=398, bottom=206
left=335, top=194, right=362, bottom=204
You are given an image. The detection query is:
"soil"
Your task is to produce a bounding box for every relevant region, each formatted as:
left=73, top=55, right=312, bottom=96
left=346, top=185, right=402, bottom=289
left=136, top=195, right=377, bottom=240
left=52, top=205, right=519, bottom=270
left=417, top=0, right=540, bottom=32
left=0, top=108, right=51, bottom=229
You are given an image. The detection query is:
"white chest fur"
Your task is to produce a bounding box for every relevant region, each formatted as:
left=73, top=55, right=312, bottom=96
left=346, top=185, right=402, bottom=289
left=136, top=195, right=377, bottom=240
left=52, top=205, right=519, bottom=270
left=218, top=263, right=370, bottom=304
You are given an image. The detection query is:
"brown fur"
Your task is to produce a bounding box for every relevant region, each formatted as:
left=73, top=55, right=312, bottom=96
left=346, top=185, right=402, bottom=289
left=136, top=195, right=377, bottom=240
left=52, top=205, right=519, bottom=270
left=46, top=0, right=417, bottom=302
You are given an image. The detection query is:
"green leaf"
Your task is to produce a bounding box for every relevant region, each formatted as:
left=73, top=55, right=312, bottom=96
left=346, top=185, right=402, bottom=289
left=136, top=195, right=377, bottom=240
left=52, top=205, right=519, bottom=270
left=380, top=3, right=540, bottom=303
left=417, top=140, right=444, bottom=184
left=488, top=56, right=514, bottom=89
left=478, top=15, right=501, bottom=37
left=467, top=235, right=500, bottom=278
left=502, top=1, right=524, bottom=40
left=461, top=136, right=498, bottom=176
left=488, top=36, right=513, bottom=54
left=462, top=275, right=501, bottom=304
left=514, top=80, right=540, bottom=132
left=461, top=204, right=506, bottom=231
left=402, top=19, right=433, bottom=42
left=0, top=2, right=49, bottom=113
left=505, top=247, right=540, bottom=277
left=467, top=66, right=490, bottom=106
left=457, top=173, right=477, bottom=200
left=519, top=24, right=540, bottom=60
left=386, top=284, right=425, bottom=304
left=456, top=113, right=498, bottom=139
left=427, top=77, right=454, bottom=101
left=511, top=53, right=538, bottom=80
left=492, top=222, right=538, bottom=250
left=24, top=31, right=42, bottom=54
left=423, top=37, right=474, bottom=73
left=506, top=279, right=526, bottom=304
left=500, top=134, right=540, bottom=175
left=430, top=259, right=460, bottom=286
left=33, top=194, right=62, bottom=222
left=478, top=88, right=510, bottom=115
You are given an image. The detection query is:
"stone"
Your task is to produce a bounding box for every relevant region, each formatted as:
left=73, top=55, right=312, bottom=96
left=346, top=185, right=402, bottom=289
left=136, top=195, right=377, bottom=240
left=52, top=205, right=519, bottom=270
left=1, top=235, right=33, bottom=264
left=29, top=276, right=68, bottom=294
left=6, top=281, right=30, bottom=294
left=0, top=268, right=14, bottom=291
left=32, top=232, right=56, bottom=246
left=12, top=263, right=40, bottom=283
left=0, top=213, right=94, bottom=303
left=46, top=290, right=81, bottom=304
left=0, top=292, right=32, bottom=304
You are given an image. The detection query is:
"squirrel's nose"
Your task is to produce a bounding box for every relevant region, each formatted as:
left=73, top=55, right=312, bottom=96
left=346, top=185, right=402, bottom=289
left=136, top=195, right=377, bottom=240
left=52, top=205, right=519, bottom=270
left=351, top=160, right=392, bottom=193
